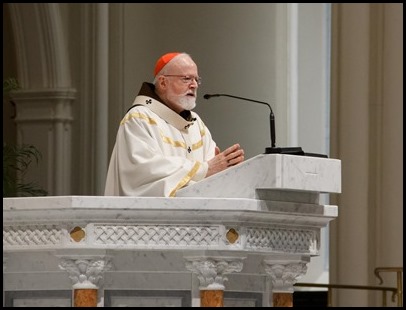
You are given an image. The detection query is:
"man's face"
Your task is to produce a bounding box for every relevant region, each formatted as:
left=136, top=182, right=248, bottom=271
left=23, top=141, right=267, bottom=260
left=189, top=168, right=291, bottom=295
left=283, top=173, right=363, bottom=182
left=166, top=79, right=197, bottom=111
left=161, top=56, right=200, bottom=113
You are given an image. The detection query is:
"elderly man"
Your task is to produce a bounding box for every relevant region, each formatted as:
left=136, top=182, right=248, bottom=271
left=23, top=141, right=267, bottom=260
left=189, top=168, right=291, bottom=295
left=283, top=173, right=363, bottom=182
left=105, top=52, right=244, bottom=197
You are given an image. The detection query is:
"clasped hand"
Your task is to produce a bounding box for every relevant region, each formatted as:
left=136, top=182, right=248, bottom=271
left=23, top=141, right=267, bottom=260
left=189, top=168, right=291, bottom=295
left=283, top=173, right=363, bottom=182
left=206, top=144, right=245, bottom=178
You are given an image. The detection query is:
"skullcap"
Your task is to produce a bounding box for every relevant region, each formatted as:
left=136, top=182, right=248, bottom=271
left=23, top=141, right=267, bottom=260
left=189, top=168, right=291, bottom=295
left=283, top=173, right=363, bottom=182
left=154, top=52, right=181, bottom=77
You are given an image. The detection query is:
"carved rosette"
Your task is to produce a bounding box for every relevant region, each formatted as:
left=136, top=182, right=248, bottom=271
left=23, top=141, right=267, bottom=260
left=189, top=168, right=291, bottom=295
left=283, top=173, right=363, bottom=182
left=58, top=257, right=112, bottom=289
left=263, top=260, right=308, bottom=293
left=184, top=256, right=245, bottom=290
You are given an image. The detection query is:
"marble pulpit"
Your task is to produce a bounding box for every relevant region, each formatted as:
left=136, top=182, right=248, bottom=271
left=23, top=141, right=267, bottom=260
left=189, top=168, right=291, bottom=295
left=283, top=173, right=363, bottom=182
left=3, top=154, right=341, bottom=307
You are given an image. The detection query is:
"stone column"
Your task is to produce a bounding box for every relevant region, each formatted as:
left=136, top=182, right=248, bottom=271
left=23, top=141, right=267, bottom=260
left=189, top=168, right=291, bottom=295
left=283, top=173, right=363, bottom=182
left=263, top=258, right=309, bottom=307
left=185, top=256, right=245, bottom=307
left=58, top=256, right=112, bottom=307
left=10, top=88, right=76, bottom=196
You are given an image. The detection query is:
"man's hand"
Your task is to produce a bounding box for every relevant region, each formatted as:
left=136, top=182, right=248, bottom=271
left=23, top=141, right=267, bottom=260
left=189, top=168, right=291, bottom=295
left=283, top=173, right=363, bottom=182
left=206, top=144, right=245, bottom=178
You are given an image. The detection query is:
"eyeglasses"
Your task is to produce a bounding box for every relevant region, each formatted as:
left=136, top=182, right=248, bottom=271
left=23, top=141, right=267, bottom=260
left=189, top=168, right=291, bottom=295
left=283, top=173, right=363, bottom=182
left=163, top=75, right=202, bottom=85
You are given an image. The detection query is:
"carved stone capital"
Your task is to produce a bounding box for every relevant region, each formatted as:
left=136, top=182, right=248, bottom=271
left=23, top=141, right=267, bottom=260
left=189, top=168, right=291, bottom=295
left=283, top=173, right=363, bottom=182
left=184, top=256, right=245, bottom=290
left=263, top=259, right=308, bottom=293
left=58, top=256, right=112, bottom=289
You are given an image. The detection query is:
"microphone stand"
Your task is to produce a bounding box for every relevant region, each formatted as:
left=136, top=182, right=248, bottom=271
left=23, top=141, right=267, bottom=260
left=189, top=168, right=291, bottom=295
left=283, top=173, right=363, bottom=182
left=203, top=93, right=304, bottom=155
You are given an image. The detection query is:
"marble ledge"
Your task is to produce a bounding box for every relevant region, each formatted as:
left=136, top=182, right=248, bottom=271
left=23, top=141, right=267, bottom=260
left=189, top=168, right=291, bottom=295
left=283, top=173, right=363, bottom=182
left=177, top=154, right=341, bottom=199
left=3, top=195, right=260, bottom=211
left=3, top=196, right=337, bottom=228
left=3, top=195, right=337, bottom=215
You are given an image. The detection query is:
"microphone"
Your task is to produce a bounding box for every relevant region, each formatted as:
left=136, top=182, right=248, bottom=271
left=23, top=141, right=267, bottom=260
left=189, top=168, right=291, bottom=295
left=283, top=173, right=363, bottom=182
left=203, top=93, right=304, bottom=155
left=204, top=94, right=276, bottom=147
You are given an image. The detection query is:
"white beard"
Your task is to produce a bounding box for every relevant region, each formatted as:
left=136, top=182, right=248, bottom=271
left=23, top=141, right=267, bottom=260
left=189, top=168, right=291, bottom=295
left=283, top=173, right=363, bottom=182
left=178, top=96, right=196, bottom=110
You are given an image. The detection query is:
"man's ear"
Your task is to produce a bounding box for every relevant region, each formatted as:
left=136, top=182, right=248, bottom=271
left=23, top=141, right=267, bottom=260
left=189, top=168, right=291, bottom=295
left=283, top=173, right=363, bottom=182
left=157, top=75, right=168, bottom=89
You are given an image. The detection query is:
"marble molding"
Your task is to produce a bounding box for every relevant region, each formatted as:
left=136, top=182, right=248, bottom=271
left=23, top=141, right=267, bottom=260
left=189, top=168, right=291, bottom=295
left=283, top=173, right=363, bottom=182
left=3, top=154, right=341, bottom=306
left=184, top=256, right=245, bottom=290
left=185, top=256, right=245, bottom=307
left=3, top=195, right=335, bottom=306
left=3, top=197, right=332, bottom=255
left=263, top=257, right=310, bottom=293
left=58, top=256, right=112, bottom=289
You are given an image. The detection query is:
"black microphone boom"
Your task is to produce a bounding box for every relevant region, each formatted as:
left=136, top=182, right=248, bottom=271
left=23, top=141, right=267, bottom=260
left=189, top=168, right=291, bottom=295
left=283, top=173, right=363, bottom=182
left=203, top=93, right=304, bottom=155
left=204, top=93, right=275, bottom=147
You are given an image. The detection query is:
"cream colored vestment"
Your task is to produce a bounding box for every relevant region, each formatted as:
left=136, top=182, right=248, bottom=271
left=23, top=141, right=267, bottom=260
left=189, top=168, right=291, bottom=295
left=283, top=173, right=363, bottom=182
left=104, top=94, right=216, bottom=197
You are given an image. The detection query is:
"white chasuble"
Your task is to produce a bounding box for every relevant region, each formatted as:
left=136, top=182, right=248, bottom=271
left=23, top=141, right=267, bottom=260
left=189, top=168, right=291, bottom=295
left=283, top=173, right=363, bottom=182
left=104, top=95, right=217, bottom=197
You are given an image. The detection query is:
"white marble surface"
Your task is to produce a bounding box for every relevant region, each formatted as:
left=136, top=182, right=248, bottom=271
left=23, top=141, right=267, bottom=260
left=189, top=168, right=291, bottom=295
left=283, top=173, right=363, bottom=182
left=3, top=196, right=337, bottom=233
left=177, top=154, right=341, bottom=199
left=4, top=196, right=337, bottom=272
left=3, top=195, right=260, bottom=211
left=3, top=166, right=340, bottom=307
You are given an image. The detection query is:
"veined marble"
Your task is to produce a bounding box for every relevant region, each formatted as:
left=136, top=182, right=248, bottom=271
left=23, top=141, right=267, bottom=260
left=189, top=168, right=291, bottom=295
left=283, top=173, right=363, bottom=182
left=3, top=154, right=341, bottom=307
left=3, top=196, right=335, bottom=253
left=177, top=154, right=341, bottom=199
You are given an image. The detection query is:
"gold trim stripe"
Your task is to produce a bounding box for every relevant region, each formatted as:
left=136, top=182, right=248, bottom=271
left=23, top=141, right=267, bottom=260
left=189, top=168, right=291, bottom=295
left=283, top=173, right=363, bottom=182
left=170, top=161, right=201, bottom=197
left=161, top=133, right=187, bottom=148
left=121, top=112, right=157, bottom=126
left=192, top=139, right=203, bottom=150
left=120, top=112, right=205, bottom=151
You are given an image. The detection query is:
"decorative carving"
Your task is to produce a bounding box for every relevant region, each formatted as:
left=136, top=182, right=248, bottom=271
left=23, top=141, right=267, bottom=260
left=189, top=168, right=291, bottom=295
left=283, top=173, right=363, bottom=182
left=95, top=225, right=220, bottom=247
left=3, top=223, right=319, bottom=258
left=70, top=226, right=86, bottom=242
left=246, top=227, right=317, bottom=254
left=3, top=225, right=62, bottom=247
left=226, top=228, right=239, bottom=244
left=185, top=256, right=245, bottom=290
left=263, top=260, right=308, bottom=293
left=58, top=257, right=112, bottom=289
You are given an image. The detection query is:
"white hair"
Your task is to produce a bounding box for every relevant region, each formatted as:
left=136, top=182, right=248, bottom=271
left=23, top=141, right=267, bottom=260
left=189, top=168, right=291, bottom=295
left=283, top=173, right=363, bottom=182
left=152, top=53, right=191, bottom=84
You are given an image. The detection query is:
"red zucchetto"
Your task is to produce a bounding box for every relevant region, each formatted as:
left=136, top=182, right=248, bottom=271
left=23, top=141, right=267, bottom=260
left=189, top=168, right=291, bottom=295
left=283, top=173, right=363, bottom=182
left=154, top=52, right=181, bottom=77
